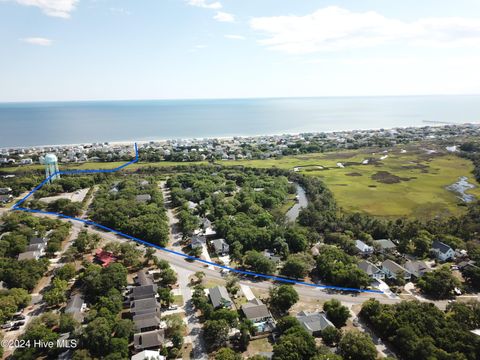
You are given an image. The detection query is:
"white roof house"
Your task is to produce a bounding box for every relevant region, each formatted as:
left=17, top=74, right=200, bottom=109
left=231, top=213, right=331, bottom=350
left=355, top=240, right=374, bottom=255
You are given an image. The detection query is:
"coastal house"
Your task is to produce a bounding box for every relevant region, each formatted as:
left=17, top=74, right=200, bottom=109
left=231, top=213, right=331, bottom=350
left=404, top=260, right=432, bottom=278
left=133, top=329, right=165, bottom=351
left=131, top=350, right=165, bottom=360
left=94, top=249, right=116, bottom=267
left=131, top=297, right=160, bottom=316
left=382, top=260, right=411, bottom=280
left=211, top=238, right=229, bottom=256
left=374, top=239, right=397, bottom=253
left=17, top=250, right=41, bottom=261
left=431, top=240, right=455, bottom=261
left=131, top=285, right=158, bottom=301
left=65, top=293, right=86, bottom=323
left=209, top=286, right=233, bottom=309
left=0, top=187, right=12, bottom=194
left=355, top=240, right=374, bottom=255
left=358, top=260, right=385, bottom=280
left=0, top=194, right=13, bottom=204
left=191, top=234, right=206, bottom=249
left=296, top=311, right=335, bottom=337
left=241, top=298, right=275, bottom=335
left=134, top=314, right=161, bottom=333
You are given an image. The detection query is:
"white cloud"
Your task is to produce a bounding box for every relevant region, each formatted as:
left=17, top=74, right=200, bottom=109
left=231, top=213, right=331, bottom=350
left=11, top=0, right=78, bottom=18
left=225, top=34, right=246, bottom=40
left=250, top=6, right=480, bottom=53
left=21, top=37, right=53, bottom=46
left=214, top=11, right=234, bottom=23
left=187, top=0, right=221, bottom=10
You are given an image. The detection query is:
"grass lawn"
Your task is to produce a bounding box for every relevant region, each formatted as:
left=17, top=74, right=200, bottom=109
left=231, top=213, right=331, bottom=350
left=221, top=144, right=480, bottom=219
left=0, top=160, right=206, bottom=173
left=244, top=338, right=273, bottom=357
left=173, top=294, right=184, bottom=306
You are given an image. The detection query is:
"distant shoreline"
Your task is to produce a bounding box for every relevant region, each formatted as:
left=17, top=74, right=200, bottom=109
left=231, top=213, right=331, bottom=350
left=1, top=122, right=473, bottom=150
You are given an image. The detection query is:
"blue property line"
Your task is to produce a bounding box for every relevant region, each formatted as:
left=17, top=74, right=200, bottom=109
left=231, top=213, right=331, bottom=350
left=11, top=143, right=383, bottom=294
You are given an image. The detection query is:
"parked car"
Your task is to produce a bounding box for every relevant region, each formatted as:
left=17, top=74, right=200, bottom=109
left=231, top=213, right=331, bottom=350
left=1, top=322, right=13, bottom=329
left=14, top=321, right=25, bottom=327
left=13, top=314, right=26, bottom=320
left=8, top=325, right=20, bottom=331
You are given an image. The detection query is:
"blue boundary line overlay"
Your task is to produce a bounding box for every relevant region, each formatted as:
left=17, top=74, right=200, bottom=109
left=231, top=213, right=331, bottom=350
left=11, top=143, right=383, bottom=295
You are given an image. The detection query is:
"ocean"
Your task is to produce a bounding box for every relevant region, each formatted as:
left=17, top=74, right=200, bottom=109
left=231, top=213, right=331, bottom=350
left=1, top=95, right=480, bottom=148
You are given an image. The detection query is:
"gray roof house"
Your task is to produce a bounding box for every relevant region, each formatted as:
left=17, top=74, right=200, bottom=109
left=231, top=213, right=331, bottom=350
left=27, top=243, right=46, bottom=252
left=135, top=271, right=154, bottom=286
left=375, top=239, right=397, bottom=253
left=131, top=297, right=159, bottom=316
left=30, top=237, right=47, bottom=245
left=65, top=294, right=85, bottom=323
left=242, top=298, right=271, bottom=323
left=355, top=240, right=374, bottom=255
left=131, top=285, right=158, bottom=301
left=431, top=240, right=455, bottom=261
left=358, top=260, right=385, bottom=280
left=134, top=329, right=165, bottom=351
left=211, top=238, right=229, bottom=255
left=134, top=315, right=161, bottom=333
left=17, top=251, right=41, bottom=261
left=191, top=234, right=206, bottom=249
left=296, top=311, right=334, bottom=336
left=382, top=260, right=411, bottom=280
left=209, top=286, right=233, bottom=309
left=404, top=260, right=432, bottom=278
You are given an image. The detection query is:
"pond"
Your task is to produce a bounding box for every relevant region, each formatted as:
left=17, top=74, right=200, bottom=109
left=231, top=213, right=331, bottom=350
left=447, top=176, right=476, bottom=203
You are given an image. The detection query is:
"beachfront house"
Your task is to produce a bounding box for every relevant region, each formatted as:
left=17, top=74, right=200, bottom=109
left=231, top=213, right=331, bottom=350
left=241, top=298, right=275, bottom=335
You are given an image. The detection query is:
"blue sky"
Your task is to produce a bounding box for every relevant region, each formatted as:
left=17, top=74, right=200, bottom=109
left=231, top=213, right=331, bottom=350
left=1, top=0, right=480, bottom=101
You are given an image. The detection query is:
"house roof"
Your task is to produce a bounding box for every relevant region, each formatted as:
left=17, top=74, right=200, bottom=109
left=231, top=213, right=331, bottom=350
left=404, top=260, right=431, bottom=277
left=134, top=316, right=161, bottom=331
left=29, top=237, right=47, bottom=245
left=132, top=297, right=158, bottom=312
left=375, top=239, right=397, bottom=250
left=17, top=251, right=40, bottom=261
left=132, top=285, right=158, bottom=300
left=242, top=298, right=271, bottom=320
left=95, top=249, right=116, bottom=267
left=131, top=350, right=165, bottom=360
left=136, top=271, right=153, bottom=286
left=296, top=311, right=334, bottom=333
left=358, top=260, right=382, bottom=275
left=211, top=239, right=229, bottom=253
left=27, top=243, right=45, bottom=252
left=355, top=240, right=373, bottom=252
left=432, top=240, right=453, bottom=254
left=134, top=329, right=165, bottom=349
left=382, top=259, right=409, bottom=274
left=209, top=286, right=232, bottom=308
left=65, top=294, right=84, bottom=313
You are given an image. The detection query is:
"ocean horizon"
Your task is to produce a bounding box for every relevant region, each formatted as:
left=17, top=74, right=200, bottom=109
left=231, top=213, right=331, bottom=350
left=1, top=95, right=480, bottom=148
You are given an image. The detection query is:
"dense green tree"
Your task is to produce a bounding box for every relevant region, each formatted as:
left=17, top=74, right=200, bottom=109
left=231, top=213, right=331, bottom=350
left=337, top=331, right=377, bottom=360
left=215, top=347, right=242, bottom=360
left=321, top=326, right=342, bottom=346
left=418, top=265, right=461, bottom=299
left=269, top=285, right=299, bottom=314
left=203, top=319, right=230, bottom=352
left=323, top=299, right=351, bottom=328
left=244, top=250, right=275, bottom=275
left=56, top=263, right=76, bottom=281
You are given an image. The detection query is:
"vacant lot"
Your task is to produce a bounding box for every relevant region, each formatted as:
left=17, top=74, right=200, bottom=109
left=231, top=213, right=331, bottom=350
left=221, top=145, right=480, bottom=219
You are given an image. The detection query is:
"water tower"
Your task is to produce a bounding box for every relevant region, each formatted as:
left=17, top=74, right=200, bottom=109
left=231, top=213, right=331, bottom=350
left=44, top=154, right=60, bottom=183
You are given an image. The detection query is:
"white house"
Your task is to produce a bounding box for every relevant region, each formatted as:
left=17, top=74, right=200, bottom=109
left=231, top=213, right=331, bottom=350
left=431, top=240, right=455, bottom=261
left=355, top=240, right=374, bottom=255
